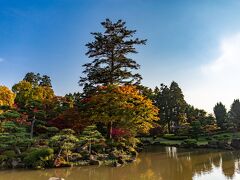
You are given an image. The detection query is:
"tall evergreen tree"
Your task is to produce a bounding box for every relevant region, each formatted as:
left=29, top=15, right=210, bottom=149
left=213, top=102, right=227, bottom=130
left=154, top=82, right=187, bottom=133
left=169, top=81, right=187, bottom=128
left=79, top=19, right=147, bottom=94
left=154, top=84, right=171, bottom=133
left=229, top=99, right=240, bottom=130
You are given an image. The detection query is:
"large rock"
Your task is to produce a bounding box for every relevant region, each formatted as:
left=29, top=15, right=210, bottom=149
left=218, top=141, right=232, bottom=150
left=89, top=159, right=102, bottom=166
left=113, top=161, right=121, bottom=167
left=207, top=140, right=232, bottom=150
left=231, top=138, right=240, bottom=149
left=125, top=157, right=136, bottom=163
left=49, top=177, right=65, bottom=180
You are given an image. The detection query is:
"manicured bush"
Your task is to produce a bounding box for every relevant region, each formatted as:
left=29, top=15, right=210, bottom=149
left=181, top=139, right=198, bottom=148
left=23, top=148, right=54, bottom=169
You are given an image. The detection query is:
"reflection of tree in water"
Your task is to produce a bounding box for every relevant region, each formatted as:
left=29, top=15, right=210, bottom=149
left=234, top=151, right=240, bottom=174
left=212, top=153, right=221, bottom=168
left=30, top=147, right=240, bottom=180
left=221, top=152, right=235, bottom=179
left=135, top=147, right=238, bottom=180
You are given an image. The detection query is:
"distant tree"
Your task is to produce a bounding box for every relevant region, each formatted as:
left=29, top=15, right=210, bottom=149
left=214, top=102, right=228, bottom=130
left=12, top=81, right=33, bottom=107
left=23, top=72, right=52, bottom=87
left=154, top=82, right=186, bottom=133
left=79, top=19, right=147, bottom=95
left=12, top=80, right=54, bottom=107
left=185, top=105, right=207, bottom=124
left=169, top=81, right=187, bottom=128
left=23, top=72, right=41, bottom=87
left=39, top=75, right=52, bottom=87
left=229, top=99, right=240, bottom=130
left=154, top=84, right=171, bottom=133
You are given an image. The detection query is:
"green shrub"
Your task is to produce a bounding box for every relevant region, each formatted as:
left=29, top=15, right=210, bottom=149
left=3, top=150, right=16, bottom=158
left=213, top=134, right=231, bottom=141
left=23, top=148, right=54, bottom=169
left=206, top=137, right=212, bottom=141
left=181, top=139, right=197, bottom=148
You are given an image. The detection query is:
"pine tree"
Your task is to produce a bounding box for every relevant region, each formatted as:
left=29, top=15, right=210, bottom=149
left=79, top=125, right=105, bottom=154
left=229, top=99, right=240, bottom=130
left=154, top=82, right=186, bottom=133
left=154, top=84, right=171, bottom=133
left=79, top=19, right=147, bottom=94
left=169, top=81, right=187, bottom=129
left=213, top=102, right=227, bottom=130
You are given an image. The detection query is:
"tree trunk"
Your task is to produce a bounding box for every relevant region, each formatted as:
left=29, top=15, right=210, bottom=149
left=54, top=148, right=63, bottom=166
left=30, top=116, right=36, bottom=139
left=89, top=139, right=91, bottom=154
left=167, top=122, right=171, bottom=134
left=108, top=121, right=113, bottom=139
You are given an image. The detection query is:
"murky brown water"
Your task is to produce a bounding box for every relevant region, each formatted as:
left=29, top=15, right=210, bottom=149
left=0, top=146, right=240, bottom=180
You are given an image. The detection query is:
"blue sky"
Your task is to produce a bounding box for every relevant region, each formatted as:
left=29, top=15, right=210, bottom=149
left=1, top=0, right=240, bottom=112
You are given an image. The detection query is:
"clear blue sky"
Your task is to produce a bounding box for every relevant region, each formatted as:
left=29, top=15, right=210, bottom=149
left=1, top=0, right=240, bottom=111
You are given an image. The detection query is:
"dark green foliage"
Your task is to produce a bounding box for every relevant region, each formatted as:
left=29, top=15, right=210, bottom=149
left=79, top=19, right=146, bottom=95
left=137, top=85, right=154, bottom=100
left=189, top=120, right=202, bottom=139
left=49, top=129, right=79, bottom=164
left=2, top=111, right=20, bottom=119
left=24, top=72, right=52, bottom=87
left=154, top=82, right=187, bottom=133
left=0, top=121, right=32, bottom=152
left=214, top=102, right=228, bottom=130
left=23, top=72, right=41, bottom=87
left=229, top=99, right=240, bottom=130
left=181, top=139, right=198, bottom=147
left=79, top=125, right=106, bottom=153
left=23, top=148, right=54, bottom=169
left=39, top=75, right=52, bottom=87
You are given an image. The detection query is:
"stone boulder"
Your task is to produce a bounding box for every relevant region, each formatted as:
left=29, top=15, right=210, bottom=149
left=49, top=177, right=65, bottom=180
left=231, top=138, right=240, bottom=149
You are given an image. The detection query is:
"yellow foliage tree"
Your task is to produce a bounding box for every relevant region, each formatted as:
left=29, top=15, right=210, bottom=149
left=0, top=85, right=15, bottom=107
left=12, top=80, right=54, bottom=107
left=82, top=85, right=159, bottom=138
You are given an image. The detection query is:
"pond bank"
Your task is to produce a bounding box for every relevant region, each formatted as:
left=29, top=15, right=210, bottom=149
left=1, top=146, right=240, bottom=180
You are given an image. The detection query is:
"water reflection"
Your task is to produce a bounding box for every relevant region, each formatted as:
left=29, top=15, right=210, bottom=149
left=1, top=147, right=240, bottom=180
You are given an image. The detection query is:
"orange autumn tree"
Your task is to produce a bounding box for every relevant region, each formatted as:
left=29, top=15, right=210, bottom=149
left=82, top=85, right=159, bottom=139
